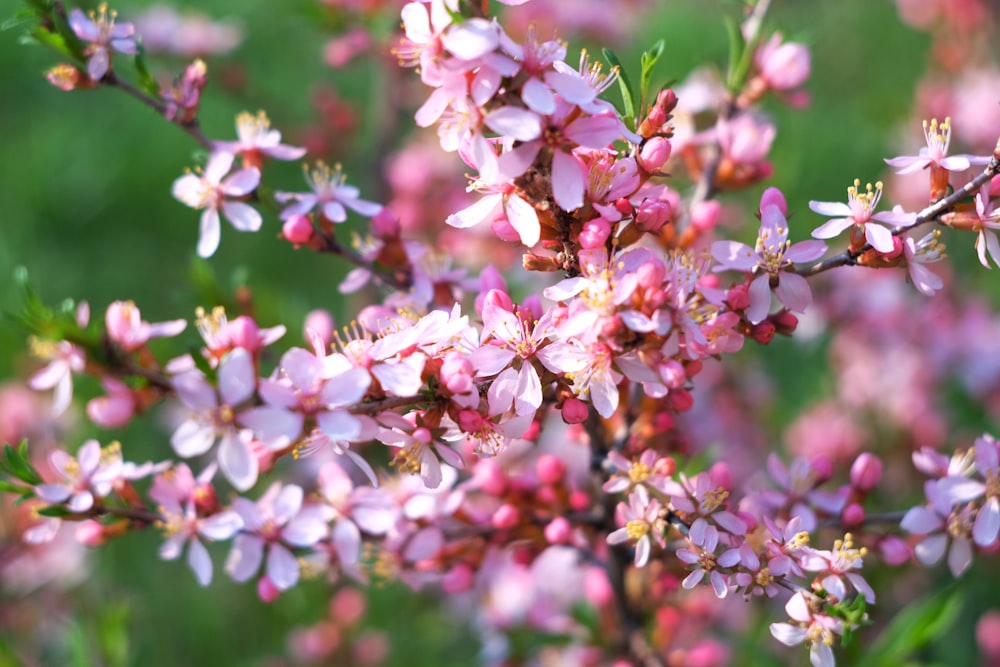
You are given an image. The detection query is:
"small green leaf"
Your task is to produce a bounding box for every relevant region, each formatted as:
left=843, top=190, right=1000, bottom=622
left=723, top=15, right=745, bottom=92
left=602, top=47, right=635, bottom=122
left=36, top=505, right=74, bottom=518
left=639, top=38, right=665, bottom=111
left=0, top=479, right=29, bottom=495
left=2, top=442, right=42, bottom=485
left=865, top=587, right=961, bottom=665
left=133, top=42, right=160, bottom=97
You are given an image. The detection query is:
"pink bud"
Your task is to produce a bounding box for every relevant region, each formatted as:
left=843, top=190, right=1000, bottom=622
left=330, top=587, right=366, bottom=626
left=686, top=639, right=730, bottom=667
left=492, top=503, right=520, bottom=529
left=638, top=137, right=672, bottom=172
left=544, top=517, right=572, bottom=544
left=579, top=217, right=612, bottom=249
left=370, top=207, right=400, bottom=238
left=352, top=632, right=390, bottom=666
left=690, top=200, right=721, bottom=232
left=726, top=283, right=751, bottom=311
left=636, top=260, right=667, bottom=289
left=668, top=389, right=694, bottom=412
left=990, top=174, right=1000, bottom=198
left=258, top=575, right=281, bottom=603
left=457, top=409, right=485, bottom=434
left=615, top=198, right=634, bottom=215
left=536, top=454, right=567, bottom=485
left=536, top=484, right=559, bottom=505
left=491, top=216, right=522, bottom=243
left=850, top=452, right=883, bottom=492
left=521, top=419, right=541, bottom=441
left=442, top=563, right=475, bottom=593
left=357, top=305, right=396, bottom=334
left=569, top=489, right=591, bottom=511
left=75, top=520, right=105, bottom=546
left=635, top=199, right=671, bottom=232
left=304, top=309, right=335, bottom=347
left=585, top=566, right=614, bottom=606
left=473, top=459, right=507, bottom=496
left=750, top=321, right=776, bottom=344
left=977, top=611, right=1000, bottom=660
left=772, top=310, right=798, bottom=335
left=283, top=214, right=314, bottom=244
left=658, top=360, right=686, bottom=389
left=227, top=316, right=260, bottom=350
left=759, top=187, right=788, bottom=215
left=561, top=397, right=589, bottom=424
left=811, top=455, right=834, bottom=483
left=841, top=502, right=865, bottom=527
left=441, top=352, right=474, bottom=394
left=656, top=88, right=678, bottom=111
left=878, top=535, right=912, bottom=565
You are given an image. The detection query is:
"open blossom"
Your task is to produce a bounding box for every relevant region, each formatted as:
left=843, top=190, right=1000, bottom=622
left=226, top=483, right=329, bottom=590
left=885, top=117, right=989, bottom=174
left=676, top=518, right=736, bottom=598
left=754, top=33, right=810, bottom=91
left=770, top=591, right=844, bottom=667
left=809, top=179, right=914, bottom=253
left=901, top=479, right=976, bottom=576
left=171, top=151, right=261, bottom=258
left=606, top=486, right=664, bottom=567
left=105, top=300, right=187, bottom=351
left=396, top=0, right=500, bottom=85
left=215, top=111, right=307, bottom=163
left=35, top=439, right=123, bottom=513
left=69, top=3, right=137, bottom=81
left=158, top=499, right=243, bottom=586
left=275, top=162, right=381, bottom=222
left=711, top=203, right=827, bottom=323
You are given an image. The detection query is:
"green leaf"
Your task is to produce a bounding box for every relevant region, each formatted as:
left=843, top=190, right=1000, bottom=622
left=2, top=9, right=37, bottom=31
left=865, top=587, right=961, bottom=665
left=602, top=47, right=635, bottom=123
left=1, top=442, right=42, bottom=486
left=0, top=480, right=29, bottom=495
left=133, top=42, right=160, bottom=97
left=639, top=38, right=665, bottom=111
left=36, top=505, right=74, bottom=518
left=723, top=15, right=745, bottom=92
left=95, top=602, right=131, bottom=667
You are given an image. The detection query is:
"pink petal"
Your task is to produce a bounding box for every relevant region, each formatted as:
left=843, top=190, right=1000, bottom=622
left=333, top=519, right=361, bottom=565
left=522, top=78, right=556, bottom=114
left=171, top=419, right=216, bottom=457
left=551, top=150, right=585, bottom=212
left=218, top=431, right=258, bottom=492
left=441, top=18, right=498, bottom=60
left=784, top=240, right=828, bottom=263
left=446, top=193, right=503, bottom=229
left=204, top=152, right=235, bottom=184
left=317, top=410, right=362, bottom=441
left=226, top=534, right=264, bottom=582
left=200, top=511, right=243, bottom=540
left=774, top=272, right=812, bottom=313
left=746, top=274, right=772, bottom=324
left=484, top=107, right=543, bottom=142
left=218, top=348, right=256, bottom=406
left=221, top=168, right=260, bottom=196
left=808, top=200, right=852, bottom=217
left=973, top=497, right=1000, bottom=547
left=187, top=538, right=213, bottom=586
left=504, top=193, right=541, bottom=246
left=810, top=216, right=853, bottom=240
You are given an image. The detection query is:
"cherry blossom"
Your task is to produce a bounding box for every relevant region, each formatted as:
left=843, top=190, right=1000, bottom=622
left=69, top=3, right=137, bottom=80
left=809, top=179, right=914, bottom=253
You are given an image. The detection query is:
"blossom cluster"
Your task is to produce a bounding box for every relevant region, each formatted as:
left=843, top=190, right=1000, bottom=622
left=9, top=0, right=1000, bottom=665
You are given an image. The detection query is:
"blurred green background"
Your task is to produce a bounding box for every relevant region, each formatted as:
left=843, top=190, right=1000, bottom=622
left=1, top=0, right=995, bottom=665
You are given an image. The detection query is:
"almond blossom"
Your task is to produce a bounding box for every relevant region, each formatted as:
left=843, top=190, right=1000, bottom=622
left=28, top=338, right=85, bottom=415
left=275, top=162, right=381, bottom=223
left=35, top=439, right=123, bottom=513
left=973, top=183, right=1000, bottom=268
left=171, top=151, right=261, bottom=258
left=606, top=486, right=664, bottom=567
left=809, top=179, right=914, bottom=253
left=157, top=498, right=243, bottom=586
left=215, top=110, right=307, bottom=163
left=226, top=483, right=330, bottom=590
left=68, top=3, right=137, bottom=81
left=902, top=229, right=946, bottom=295
left=770, top=591, right=844, bottom=667
left=105, top=300, right=187, bottom=351
left=885, top=117, right=989, bottom=174
left=711, top=203, right=826, bottom=323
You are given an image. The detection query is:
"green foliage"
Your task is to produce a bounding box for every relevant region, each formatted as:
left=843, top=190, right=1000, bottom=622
left=863, top=587, right=962, bottom=666
left=602, top=47, right=635, bottom=124
left=1, top=441, right=42, bottom=487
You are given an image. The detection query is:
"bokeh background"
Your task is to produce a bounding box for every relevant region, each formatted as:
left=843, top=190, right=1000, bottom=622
left=2, top=0, right=999, bottom=665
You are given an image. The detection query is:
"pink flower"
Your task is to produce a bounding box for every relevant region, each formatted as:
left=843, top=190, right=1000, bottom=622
left=158, top=500, right=243, bottom=586
left=35, top=439, right=123, bottom=513
left=809, top=179, right=914, bottom=253
left=69, top=4, right=137, bottom=81
left=606, top=486, right=663, bottom=567
left=226, top=483, right=329, bottom=590
left=770, top=592, right=843, bottom=667
left=712, top=204, right=826, bottom=323
left=901, top=479, right=976, bottom=576
left=377, top=412, right=463, bottom=490
left=105, top=300, right=187, bottom=351
left=215, top=111, right=307, bottom=162
left=171, top=151, right=262, bottom=258
left=676, top=518, right=735, bottom=598
left=275, top=162, right=381, bottom=222
left=396, top=0, right=499, bottom=85
left=885, top=117, right=989, bottom=175
left=799, top=533, right=875, bottom=603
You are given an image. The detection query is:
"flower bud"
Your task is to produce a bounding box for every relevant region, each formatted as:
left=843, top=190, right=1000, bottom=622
left=569, top=489, right=591, bottom=510
left=544, top=517, right=572, bottom=544
left=811, top=455, right=834, bottom=483
left=579, top=217, right=612, bottom=249
left=536, top=453, right=567, bottom=485
left=492, top=503, right=520, bottom=529
left=561, top=397, right=589, bottom=424
left=283, top=214, right=314, bottom=244
left=442, top=563, right=475, bottom=593
left=635, top=199, right=672, bottom=232
left=75, top=519, right=106, bottom=546
left=850, top=452, right=883, bottom=492
left=371, top=207, right=400, bottom=238
left=227, top=315, right=260, bottom=350
left=585, top=566, right=614, bottom=606
left=491, top=216, right=522, bottom=243
left=771, top=311, right=798, bottom=335
left=638, top=137, right=672, bottom=173
left=750, top=321, right=776, bottom=344
left=691, top=200, right=721, bottom=232
left=756, top=35, right=810, bottom=90
left=841, top=502, right=865, bottom=527
left=483, top=288, right=514, bottom=314
left=457, top=409, right=484, bottom=434
left=330, top=587, right=366, bottom=626
left=473, top=459, right=507, bottom=496
left=304, top=309, right=335, bottom=347
left=726, top=283, right=751, bottom=311
left=668, top=389, right=694, bottom=412
left=708, top=462, right=732, bottom=490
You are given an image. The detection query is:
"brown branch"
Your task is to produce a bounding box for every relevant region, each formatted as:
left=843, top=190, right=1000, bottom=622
left=102, top=72, right=214, bottom=151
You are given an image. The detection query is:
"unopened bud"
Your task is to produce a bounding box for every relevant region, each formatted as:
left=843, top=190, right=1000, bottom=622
left=850, top=452, right=883, bottom=492
left=878, top=535, right=912, bottom=565
left=283, top=214, right=314, bottom=244
left=690, top=200, right=721, bottom=232
left=668, top=389, right=694, bottom=412
left=726, top=283, right=751, bottom=311
left=370, top=208, right=400, bottom=238
left=638, top=137, right=672, bottom=172
left=442, top=564, right=475, bottom=593
left=842, top=502, right=865, bottom=527
left=759, top=187, right=788, bottom=215
left=579, top=217, right=612, bottom=249
left=750, top=321, right=776, bottom=344
left=536, top=453, right=567, bottom=484
left=258, top=575, right=281, bottom=603
left=635, top=199, right=671, bottom=232
left=544, top=517, right=572, bottom=544
left=492, top=503, right=520, bottom=529
left=771, top=310, right=799, bottom=335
